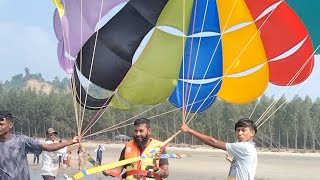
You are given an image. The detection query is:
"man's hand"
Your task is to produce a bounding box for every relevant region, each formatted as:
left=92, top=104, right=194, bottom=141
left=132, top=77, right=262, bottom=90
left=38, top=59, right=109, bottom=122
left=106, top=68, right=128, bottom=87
left=103, top=170, right=121, bottom=178
left=102, top=170, right=110, bottom=177
left=180, top=124, right=191, bottom=133
left=72, top=136, right=81, bottom=144
left=225, top=153, right=233, bottom=163
left=152, top=151, right=161, bottom=171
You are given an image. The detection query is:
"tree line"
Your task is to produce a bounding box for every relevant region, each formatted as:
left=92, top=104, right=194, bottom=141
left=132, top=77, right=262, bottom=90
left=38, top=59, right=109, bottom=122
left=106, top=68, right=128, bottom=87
left=1, top=71, right=320, bottom=151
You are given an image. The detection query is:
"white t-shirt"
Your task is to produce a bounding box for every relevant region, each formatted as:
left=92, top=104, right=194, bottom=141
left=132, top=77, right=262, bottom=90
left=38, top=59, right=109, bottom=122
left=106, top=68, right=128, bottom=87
left=41, top=140, right=67, bottom=176
left=226, top=141, right=257, bottom=180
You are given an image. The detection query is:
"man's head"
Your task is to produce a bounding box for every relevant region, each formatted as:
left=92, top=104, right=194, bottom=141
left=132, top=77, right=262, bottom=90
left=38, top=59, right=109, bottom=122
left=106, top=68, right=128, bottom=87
left=0, top=111, right=13, bottom=136
left=46, top=127, right=58, bottom=141
left=133, top=118, right=151, bottom=150
left=234, top=118, right=257, bottom=142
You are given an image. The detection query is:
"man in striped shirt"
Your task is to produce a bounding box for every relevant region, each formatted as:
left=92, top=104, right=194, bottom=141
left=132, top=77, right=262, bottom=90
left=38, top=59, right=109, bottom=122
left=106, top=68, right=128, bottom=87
left=0, top=111, right=81, bottom=180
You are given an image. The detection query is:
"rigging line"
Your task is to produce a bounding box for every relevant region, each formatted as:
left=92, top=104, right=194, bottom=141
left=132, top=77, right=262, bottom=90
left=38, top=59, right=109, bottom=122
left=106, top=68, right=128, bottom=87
left=182, top=0, right=186, bottom=124
left=80, top=99, right=111, bottom=137
left=78, top=0, right=84, bottom=133
left=84, top=93, right=223, bottom=138
left=249, top=100, right=259, bottom=119
left=183, top=0, right=199, bottom=122
left=257, top=86, right=301, bottom=129
left=254, top=134, right=275, bottom=148
left=79, top=0, right=105, bottom=134
left=83, top=102, right=164, bottom=138
left=56, top=0, right=81, bottom=134
left=256, top=45, right=319, bottom=126
left=257, top=45, right=319, bottom=128
left=186, top=0, right=239, bottom=120
left=184, top=0, right=209, bottom=119
left=85, top=121, right=136, bottom=138
left=256, top=126, right=285, bottom=149
left=70, top=74, right=80, bottom=135
left=186, top=0, right=285, bottom=125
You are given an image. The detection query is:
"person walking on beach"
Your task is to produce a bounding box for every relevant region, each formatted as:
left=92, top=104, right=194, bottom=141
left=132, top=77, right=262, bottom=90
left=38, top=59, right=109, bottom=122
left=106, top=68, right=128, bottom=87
left=94, top=144, right=105, bottom=165
left=57, top=140, right=63, bottom=168
left=0, top=110, right=81, bottom=180
left=41, top=128, right=78, bottom=180
left=33, top=151, right=41, bottom=165
left=180, top=118, right=257, bottom=180
left=103, top=118, right=169, bottom=180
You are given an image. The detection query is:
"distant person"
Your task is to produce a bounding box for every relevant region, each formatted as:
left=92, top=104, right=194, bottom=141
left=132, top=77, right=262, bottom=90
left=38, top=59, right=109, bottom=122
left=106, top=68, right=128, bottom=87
left=41, top=128, right=78, bottom=180
left=180, top=118, right=257, bottom=180
left=77, top=145, right=85, bottom=170
left=94, top=145, right=105, bottom=165
left=66, top=151, right=72, bottom=170
left=57, top=139, right=63, bottom=168
left=103, top=118, right=169, bottom=179
left=33, top=151, right=41, bottom=165
left=0, top=110, right=81, bottom=180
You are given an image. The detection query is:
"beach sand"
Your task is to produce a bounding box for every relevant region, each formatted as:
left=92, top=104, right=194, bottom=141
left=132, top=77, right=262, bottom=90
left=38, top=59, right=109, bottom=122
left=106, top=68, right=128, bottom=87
left=28, top=141, right=320, bottom=180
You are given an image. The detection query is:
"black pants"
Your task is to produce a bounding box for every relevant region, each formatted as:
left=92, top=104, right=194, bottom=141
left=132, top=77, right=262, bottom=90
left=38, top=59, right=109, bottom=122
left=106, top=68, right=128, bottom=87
left=33, top=154, right=40, bottom=164
left=42, top=175, right=55, bottom=180
left=96, top=157, right=102, bottom=165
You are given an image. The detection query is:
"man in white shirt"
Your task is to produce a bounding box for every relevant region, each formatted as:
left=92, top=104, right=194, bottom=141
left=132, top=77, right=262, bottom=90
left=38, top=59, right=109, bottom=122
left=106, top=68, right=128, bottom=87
left=41, top=128, right=76, bottom=180
left=181, top=118, right=257, bottom=180
left=94, top=145, right=105, bottom=165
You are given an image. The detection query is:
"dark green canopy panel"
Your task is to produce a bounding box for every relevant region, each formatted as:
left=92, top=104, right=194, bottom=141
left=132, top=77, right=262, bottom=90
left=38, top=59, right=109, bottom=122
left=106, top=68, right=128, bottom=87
left=286, top=0, right=320, bottom=53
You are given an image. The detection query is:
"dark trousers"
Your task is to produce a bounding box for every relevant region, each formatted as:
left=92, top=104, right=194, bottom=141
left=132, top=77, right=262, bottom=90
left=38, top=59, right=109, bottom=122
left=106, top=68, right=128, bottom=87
left=42, top=175, right=55, bottom=180
left=33, top=154, right=40, bottom=164
left=96, top=157, right=102, bottom=165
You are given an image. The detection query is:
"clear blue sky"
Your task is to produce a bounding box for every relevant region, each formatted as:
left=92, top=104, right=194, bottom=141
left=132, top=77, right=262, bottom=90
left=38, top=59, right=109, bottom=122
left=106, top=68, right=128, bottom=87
left=0, top=0, right=319, bottom=100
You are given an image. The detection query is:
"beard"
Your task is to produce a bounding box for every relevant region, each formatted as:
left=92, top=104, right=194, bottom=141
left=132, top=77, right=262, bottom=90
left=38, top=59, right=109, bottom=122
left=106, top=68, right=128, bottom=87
left=133, top=135, right=149, bottom=151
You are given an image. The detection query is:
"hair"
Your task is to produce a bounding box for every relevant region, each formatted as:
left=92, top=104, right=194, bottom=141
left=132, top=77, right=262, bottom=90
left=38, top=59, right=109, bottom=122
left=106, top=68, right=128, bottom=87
left=0, top=110, right=13, bottom=122
left=235, top=118, right=257, bottom=133
left=133, top=118, right=151, bottom=129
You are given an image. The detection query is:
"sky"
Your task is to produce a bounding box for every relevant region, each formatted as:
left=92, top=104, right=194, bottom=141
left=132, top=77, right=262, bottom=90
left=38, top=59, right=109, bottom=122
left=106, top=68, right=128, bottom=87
left=0, top=0, right=319, bottom=101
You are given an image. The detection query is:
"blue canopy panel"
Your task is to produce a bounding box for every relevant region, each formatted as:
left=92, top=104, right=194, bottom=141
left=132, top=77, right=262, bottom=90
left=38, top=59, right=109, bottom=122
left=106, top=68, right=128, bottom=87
left=169, top=79, right=221, bottom=112
left=169, top=0, right=222, bottom=112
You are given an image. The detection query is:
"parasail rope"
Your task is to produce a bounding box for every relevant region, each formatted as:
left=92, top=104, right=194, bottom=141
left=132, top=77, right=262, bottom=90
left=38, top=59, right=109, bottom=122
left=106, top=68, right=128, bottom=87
left=185, top=0, right=285, bottom=125
left=256, top=45, right=319, bottom=128
left=185, top=0, right=239, bottom=120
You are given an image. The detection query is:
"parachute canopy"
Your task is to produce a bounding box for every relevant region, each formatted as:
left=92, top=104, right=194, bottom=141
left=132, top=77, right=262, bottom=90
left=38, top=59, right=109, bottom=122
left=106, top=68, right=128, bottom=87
left=286, top=0, right=320, bottom=54
left=53, top=0, right=315, bottom=112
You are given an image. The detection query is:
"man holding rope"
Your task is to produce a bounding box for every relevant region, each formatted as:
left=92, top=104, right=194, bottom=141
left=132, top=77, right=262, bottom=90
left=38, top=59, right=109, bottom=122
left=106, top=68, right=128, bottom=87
left=180, top=118, right=257, bottom=180
left=103, top=118, right=169, bottom=179
left=0, top=110, right=81, bottom=180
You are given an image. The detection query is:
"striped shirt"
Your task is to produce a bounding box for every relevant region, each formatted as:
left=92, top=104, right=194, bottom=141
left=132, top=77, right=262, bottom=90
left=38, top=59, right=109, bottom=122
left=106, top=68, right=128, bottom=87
left=0, top=133, right=42, bottom=180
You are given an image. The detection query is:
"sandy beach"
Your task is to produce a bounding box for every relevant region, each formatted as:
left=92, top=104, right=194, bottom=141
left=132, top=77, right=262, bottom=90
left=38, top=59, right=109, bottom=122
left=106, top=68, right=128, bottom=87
left=28, top=141, right=320, bottom=180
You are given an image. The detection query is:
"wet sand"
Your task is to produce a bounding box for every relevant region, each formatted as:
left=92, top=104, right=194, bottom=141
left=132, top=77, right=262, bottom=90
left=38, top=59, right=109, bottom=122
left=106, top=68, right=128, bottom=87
left=29, top=142, right=320, bottom=180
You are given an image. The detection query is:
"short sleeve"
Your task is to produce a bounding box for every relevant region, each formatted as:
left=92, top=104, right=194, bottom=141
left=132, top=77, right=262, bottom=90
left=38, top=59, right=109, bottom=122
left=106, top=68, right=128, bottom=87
left=24, top=136, right=43, bottom=155
left=226, top=142, right=251, bottom=160
left=119, top=147, right=126, bottom=161
left=56, top=147, right=67, bottom=154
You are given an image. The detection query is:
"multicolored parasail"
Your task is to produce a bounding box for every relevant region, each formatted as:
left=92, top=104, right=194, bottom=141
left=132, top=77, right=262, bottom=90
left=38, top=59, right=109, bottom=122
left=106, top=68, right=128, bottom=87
left=53, top=0, right=316, bottom=113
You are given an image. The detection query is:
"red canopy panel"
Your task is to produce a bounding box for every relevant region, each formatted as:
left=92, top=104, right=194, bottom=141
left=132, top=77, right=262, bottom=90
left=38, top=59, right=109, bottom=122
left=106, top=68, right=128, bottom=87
left=245, top=0, right=314, bottom=85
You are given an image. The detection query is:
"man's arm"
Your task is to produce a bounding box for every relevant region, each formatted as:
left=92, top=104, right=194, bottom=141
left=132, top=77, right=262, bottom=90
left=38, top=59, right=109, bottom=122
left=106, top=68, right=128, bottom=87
left=153, top=150, right=169, bottom=178
left=155, top=164, right=169, bottom=178
left=103, top=148, right=125, bottom=177
left=42, top=136, right=80, bottom=151
left=181, top=124, right=226, bottom=150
